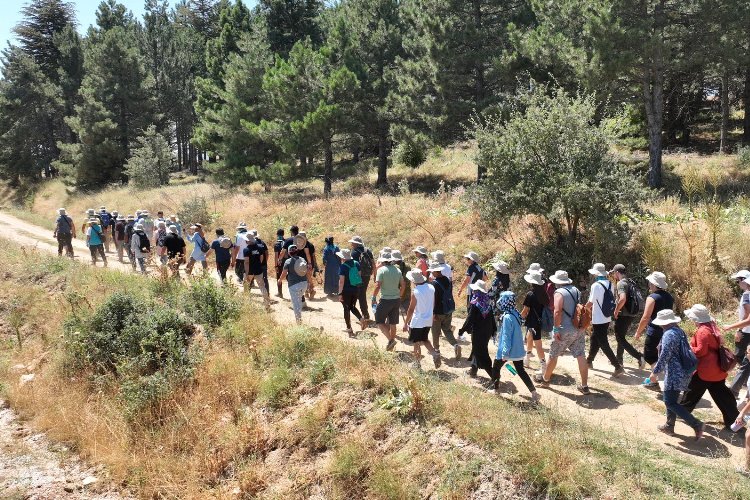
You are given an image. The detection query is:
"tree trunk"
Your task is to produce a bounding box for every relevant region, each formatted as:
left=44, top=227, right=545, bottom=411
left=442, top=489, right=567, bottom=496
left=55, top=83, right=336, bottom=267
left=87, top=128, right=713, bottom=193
left=299, top=155, right=306, bottom=173
left=176, top=131, right=183, bottom=171
left=352, top=147, right=360, bottom=164
left=743, top=67, right=750, bottom=144
left=376, top=124, right=388, bottom=188
left=720, top=70, right=730, bottom=153
left=472, top=0, right=484, bottom=107
left=643, top=2, right=666, bottom=189
left=323, top=137, right=333, bottom=198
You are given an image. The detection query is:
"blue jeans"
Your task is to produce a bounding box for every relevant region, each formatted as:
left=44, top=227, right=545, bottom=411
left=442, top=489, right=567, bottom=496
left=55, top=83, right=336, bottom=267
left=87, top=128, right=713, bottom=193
left=663, top=389, right=701, bottom=429
left=288, top=281, right=308, bottom=321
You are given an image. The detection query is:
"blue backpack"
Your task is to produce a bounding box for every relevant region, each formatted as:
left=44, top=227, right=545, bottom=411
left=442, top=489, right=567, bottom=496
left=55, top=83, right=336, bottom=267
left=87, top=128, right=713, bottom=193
left=596, top=280, right=617, bottom=318
left=100, top=212, right=112, bottom=227
left=675, top=328, right=698, bottom=373
left=540, top=308, right=554, bottom=333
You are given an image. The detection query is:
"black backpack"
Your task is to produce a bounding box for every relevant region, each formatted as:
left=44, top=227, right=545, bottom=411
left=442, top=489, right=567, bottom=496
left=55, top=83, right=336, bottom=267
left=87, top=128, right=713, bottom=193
left=358, top=247, right=374, bottom=277
left=622, top=279, right=645, bottom=317
left=433, top=279, right=456, bottom=315
left=136, top=231, right=151, bottom=252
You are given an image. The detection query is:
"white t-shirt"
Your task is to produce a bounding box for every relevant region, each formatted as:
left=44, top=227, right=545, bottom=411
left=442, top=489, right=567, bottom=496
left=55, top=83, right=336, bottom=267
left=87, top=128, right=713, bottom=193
left=739, top=291, right=750, bottom=334
left=409, top=283, right=435, bottom=329
left=234, top=232, right=248, bottom=259
left=441, top=263, right=453, bottom=279
left=587, top=279, right=613, bottom=325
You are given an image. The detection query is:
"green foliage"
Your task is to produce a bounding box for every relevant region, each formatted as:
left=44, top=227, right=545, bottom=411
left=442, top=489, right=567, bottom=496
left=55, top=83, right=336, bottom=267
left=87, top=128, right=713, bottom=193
left=181, top=275, right=240, bottom=329
left=393, top=140, right=426, bottom=169
left=259, top=0, right=323, bottom=56
left=737, top=145, right=750, bottom=170
left=308, top=355, right=336, bottom=386
left=378, top=379, right=431, bottom=421
left=258, top=365, right=296, bottom=409
left=176, top=196, right=214, bottom=226
left=125, top=125, right=172, bottom=188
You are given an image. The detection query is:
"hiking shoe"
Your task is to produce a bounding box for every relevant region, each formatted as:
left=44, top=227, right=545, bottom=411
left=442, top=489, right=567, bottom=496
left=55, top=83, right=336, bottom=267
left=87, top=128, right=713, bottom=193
left=343, top=328, right=354, bottom=336
left=454, top=343, right=462, bottom=360
left=657, top=424, right=675, bottom=436
left=533, top=373, right=549, bottom=385
left=577, top=384, right=591, bottom=395
left=643, top=381, right=660, bottom=390
left=613, top=366, right=625, bottom=377
left=530, top=391, right=542, bottom=403
left=359, top=318, right=368, bottom=331
left=638, top=356, right=646, bottom=370
left=523, top=355, right=531, bottom=368
left=694, top=423, right=705, bottom=441
left=487, top=379, right=500, bottom=393
left=466, top=367, right=478, bottom=378
left=386, top=339, right=397, bottom=352
left=432, top=353, right=442, bottom=368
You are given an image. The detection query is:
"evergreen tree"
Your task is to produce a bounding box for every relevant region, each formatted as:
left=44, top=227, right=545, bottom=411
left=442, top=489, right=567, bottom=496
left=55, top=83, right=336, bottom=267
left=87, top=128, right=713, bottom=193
left=53, top=24, right=84, bottom=143
left=258, top=0, right=323, bottom=56
left=125, top=125, right=172, bottom=188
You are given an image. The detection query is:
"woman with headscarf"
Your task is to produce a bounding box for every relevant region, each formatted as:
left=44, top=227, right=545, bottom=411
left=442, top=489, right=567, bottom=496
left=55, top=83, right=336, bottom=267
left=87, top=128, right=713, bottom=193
left=491, top=291, right=540, bottom=402
left=322, top=236, right=340, bottom=295
left=488, top=261, right=511, bottom=312
left=458, top=280, right=496, bottom=379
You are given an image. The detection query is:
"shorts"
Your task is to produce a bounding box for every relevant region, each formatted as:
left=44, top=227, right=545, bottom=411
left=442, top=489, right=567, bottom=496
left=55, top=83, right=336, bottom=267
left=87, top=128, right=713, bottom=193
left=375, top=298, right=400, bottom=325
left=643, top=331, right=662, bottom=364
left=549, top=330, right=586, bottom=358
left=528, top=327, right=541, bottom=341
left=408, top=326, right=430, bottom=343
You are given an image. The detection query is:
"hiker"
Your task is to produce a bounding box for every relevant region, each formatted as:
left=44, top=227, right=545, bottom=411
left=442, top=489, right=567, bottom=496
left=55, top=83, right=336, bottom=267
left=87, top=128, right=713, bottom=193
left=114, top=215, right=127, bottom=263
left=155, top=211, right=165, bottom=225
left=249, top=229, right=271, bottom=294
left=524, top=263, right=553, bottom=362
left=337, top=248, right=365, bottom=334
left=109, top=210, right=119, bottom=244
left=53, top=208, right=75, bottom=258
left=372, top=252, right=404, bottom=352
left=431, top=250, right=452, bottom=278
left=458, top=251, right=488, bottom=325
left=154, top=221, right=168, bottom=265
left=610, top=264, right=646, bottom=368
left=98, top=206, right=112, bottom=252
left=81, top=208, right=97, bottom=233
left=533, top=270, right=590, bottom=395
left=169, top=215, right=182, bottom=237
left=185, top=224, right=209, bottom=275
left=634, top=272, right=674, bottom=388
left=429, top=261, right=461, bottom=360
left=207, top=228, right=233, bottom=282
left=130, top=223, right=150, bottom=274
left=735, top=361, right=750, bottom=472
left=722, top=270, right=750, bottom=398
left=671, top=304, right=739, bottom=430
left=232, top=223, right=248, bottom=283
left=273, top=229, right=285, bottom=298
left=458, top=280, right=495, bottom=380
left=243, top=233, right=272, bottom=309
left=323, top=237, right=340, bottom=295
left=141, top=211, right=154, bottom=243
left=392, top=250, right=411, bottom=313
left=520, top=270, right=548, bottom=372
left=163, top=224, right=186, bottom=278
left=403, top=269, right=441, bottom=370
left=646, top=309, right=705, bottom=440
left=278, top=244, right=308, bottom=323
left=296, top=231, right=316, bottom=298
left=279, top=225, right=300, bottom=259
left=350, top=236, right=375, bottom=325
left=585, top=263, right=625, bottom=377
left=125, top=215, right=136, bottom=266
left=489, top=261, right=511, bottom=315
left=413, top=246, right=429, bottom=276
left=86, top=219, right=107, bottom=267
left=491, top=291, right=541, bottom=402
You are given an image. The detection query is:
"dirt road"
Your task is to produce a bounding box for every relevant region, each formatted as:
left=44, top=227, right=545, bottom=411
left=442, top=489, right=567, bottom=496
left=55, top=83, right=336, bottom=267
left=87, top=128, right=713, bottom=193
left=0, top=210, right=745, bottom=477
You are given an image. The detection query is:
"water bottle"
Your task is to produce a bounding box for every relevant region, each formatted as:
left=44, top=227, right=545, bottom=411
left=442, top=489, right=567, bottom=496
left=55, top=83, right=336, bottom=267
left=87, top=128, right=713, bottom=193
left=731, top=414, right=750, bottom=432
left=371, top=297, right=377, bottom=318
left=505, top=363, right=517, bottom=376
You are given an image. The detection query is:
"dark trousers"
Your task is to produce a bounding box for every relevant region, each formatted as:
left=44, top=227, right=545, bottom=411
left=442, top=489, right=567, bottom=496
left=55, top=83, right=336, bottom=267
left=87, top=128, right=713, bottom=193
left=89, top=244, right=106, bottom=264
left=235, top=259, right=245, bottom=282
left=57, top=234, right=73, bottom=257
left=275, top=265, right=284, bottom=296
left=262, top=267, right=269, bottom=293
left=731, top=331, right=750, bottom=396
left=669, top=374, right=739, bottom=428
left=470, top=329, right=493, bottom=378
left=614, top=315, right=642, bottom=364
left=357, top=275, right=371, bottom=320
left=216, top=261, right=230, bottom=281
left=341, top=292, right=362, bottom=329
left=492, top=359, right=535, bottom=392
left=587, top=322, right=622, bottom=368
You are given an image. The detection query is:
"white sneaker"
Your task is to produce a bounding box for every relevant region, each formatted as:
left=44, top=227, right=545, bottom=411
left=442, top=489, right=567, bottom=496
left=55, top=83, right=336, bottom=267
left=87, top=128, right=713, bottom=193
left=530, top=391, right=541, bottom=403
left=523, top=355, right=531, bottom=368
left=458, top=334, right=467, bottom=342
left=540, top=360, right=547, bottom=373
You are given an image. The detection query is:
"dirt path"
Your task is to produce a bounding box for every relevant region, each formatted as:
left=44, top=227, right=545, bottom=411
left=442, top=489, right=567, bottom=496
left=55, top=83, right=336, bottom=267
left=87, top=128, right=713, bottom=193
left=0, top=211, right=745, bottom=472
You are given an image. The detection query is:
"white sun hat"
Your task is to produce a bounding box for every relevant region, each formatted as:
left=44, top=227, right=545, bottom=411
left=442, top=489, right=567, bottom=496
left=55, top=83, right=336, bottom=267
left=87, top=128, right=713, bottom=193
left=588, top=263, right=607, bottom=277
left=651, top=309, right=681, bottom=326
left=549, top=270, right=573, bottom=285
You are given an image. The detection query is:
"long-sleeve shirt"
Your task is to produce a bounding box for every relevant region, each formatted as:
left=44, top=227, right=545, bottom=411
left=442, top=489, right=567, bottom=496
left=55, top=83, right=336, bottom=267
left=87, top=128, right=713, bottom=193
left=458, top=305, right=497, bottom=338
left=496, top=312, right=524, bottom=361
left=652, top=326, right=692, bottom=391
left=691, top=323, right=727, bottom=382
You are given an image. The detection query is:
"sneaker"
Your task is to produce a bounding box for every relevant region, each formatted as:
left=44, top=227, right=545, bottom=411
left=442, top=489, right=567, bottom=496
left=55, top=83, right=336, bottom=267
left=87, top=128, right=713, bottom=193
left=638, top=357, right=646, bottom=370
left=533, top=373, right=549, bottom=385
left=466, top=367, right=478, bottom=378
left=577, top=384, right=591, bottom=395
left=359, top=318, right=368, bottom=331
left=386, top=339, right=397, bottom=352
left=343, top=328, right=354, bottom=336
left=454, top=344, right=462, bottom=360
left=694, top=423, right=705, bottom=441
left=539, top=360, right=547, bottom=373
left=530, top=391, right=541, bottom=403
left=657, top=424, right=675, bottom=436
left=458, top=334, right=467, bottom=342
left=613, top=366, right=625, bottom=377
left=432, top=353, right=442, bottom=368
left=643, top=381, right=660, bottom=390
left=527, top=351, right=535, bottom=358
left=523, top=355, right=531, bottom=368
left=487, top=379, right=500, bottom=393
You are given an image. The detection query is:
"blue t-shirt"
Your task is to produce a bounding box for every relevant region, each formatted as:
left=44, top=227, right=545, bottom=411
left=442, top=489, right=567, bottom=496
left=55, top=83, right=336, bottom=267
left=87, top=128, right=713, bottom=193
left=89, top=225, right=104, bottom=246
left=210, top=239, right=232, bottom=264
left=339, top=260, right=361, bottom=293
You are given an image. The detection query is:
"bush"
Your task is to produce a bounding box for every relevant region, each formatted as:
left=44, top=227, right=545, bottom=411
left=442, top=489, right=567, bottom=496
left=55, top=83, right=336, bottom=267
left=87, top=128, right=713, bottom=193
left=258, top=366, right=296, bottom=409
left=125, top=125, right=172, bottom=188
left=394, top=140, right=427, bottom=169
left=181, top=275, right=240, bottom=329
left=176, top=196, right=214, bottom=227
left=737, top=145, right=750, bottom=170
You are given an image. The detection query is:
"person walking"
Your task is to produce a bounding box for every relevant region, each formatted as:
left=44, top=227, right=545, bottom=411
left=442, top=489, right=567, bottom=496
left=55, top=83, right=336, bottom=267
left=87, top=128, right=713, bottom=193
left=585, top=263, right=625, bottom=377
left=458, top=280, right=496, bottom=379
left=278, top=244, right=308, bottom=323
left=249, top=229, right=271, bottom=295
left=489, top=261, right=511, bottom=314
left=323, top=237, right=340, bottom=295
left=113, top=215, right=127, bottom=263
left=392, top=250, right=411, bottom=313
left=243, top=233, right=272, bottom=309
left=458, top=251, right=487, bottom=323
left=98, top=206, right=112, bottom=253
left=185, top=223, right=208, bottom=275
left=610, top=264, right=646, bottom=368
left=491, top=291, right=541, bottom=402
left=109, top=210, right=119, bottom=245
left=337, top=248, right=365, bottom=334
left=81, top=208, right=98, bottom=234
left=520, top=270, right=548, bottom=372
left=232, top=223, right=249, bottom=284
left=86, top=219, right=107, bottom=267
left=431, top=250, right=452, bottom=279
left=534, top=270, right=590, bottom=395
left=413, top=246, right=429, bottom=276
left=207, top=228, right=234, bottom=282
left=169, top=215, right=182, bottom=237
left=154, top=220, right=169, bottom=265
left=429, top=261, right=461, bottom=360
left=403, top=269, right=442, bottom=370
left=141, top=211, right=154, bottom=244
left=53, top=208, right=75, bottom=258
left=130, top=223, right=150, bottom=274
left=372, top=252, right=404, bottom=352
left=163, top=224, right=186, bottom=278
left=722, top=270, right=750, bottom=398
left=273, top=229, right=285, bottom=298
left=668, top=304, right=739, bottom=430
left=634, top=272, right=673, bottom=388
left=646, top=310, right=705, bottom=440
left=125, top=215, right=136, bottom=266
left=350, top=236, right=375, bottom=325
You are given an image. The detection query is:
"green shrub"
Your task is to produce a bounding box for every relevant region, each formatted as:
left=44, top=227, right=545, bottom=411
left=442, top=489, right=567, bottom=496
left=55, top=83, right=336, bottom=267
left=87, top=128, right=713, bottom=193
left=308, top=355, right=336, bottom=386
left=125, top=125, right=171, bottom=188
left=264, top=327, right=322, bottom=368
left=181, top=275, right=240, bottom=329
left=120, top=368, right=190, bottom=424
left=737, top=145, right=750, bottom=170
left=176, top=196, right=214, bottom=227
left=394, top=141, right=426, bottom=169
left=258, top=366, right=296, bottom=409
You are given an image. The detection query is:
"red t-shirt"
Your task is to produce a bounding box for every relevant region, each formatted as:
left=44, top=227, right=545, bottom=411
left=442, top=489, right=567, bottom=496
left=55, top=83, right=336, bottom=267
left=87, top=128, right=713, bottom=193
left=416, top=257, right=429, bottom=277
left=691, top=323, right=727, bottom=382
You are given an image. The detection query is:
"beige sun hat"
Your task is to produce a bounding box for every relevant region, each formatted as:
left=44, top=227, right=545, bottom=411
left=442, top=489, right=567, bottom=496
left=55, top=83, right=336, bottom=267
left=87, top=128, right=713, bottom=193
left=463, top=251, right=479, bottom=263
left=168, top=225, right=178, bottom=234
left=348, top=236, right=364, bottom=245
left=236, top=222, right=247, bottom=230
left=413, top=245, right=428, bottom=256
left=526, top=262, right=544, bottom=274
left=469, top=279, right=489, bottom=293
left=549, top=270, right=573, bottom=285
left=336, top=249, right=353, bottom=261
left=57, top=208, right=66, bottom=215
left=294, top=233, right=308, bottom=248
left=86, top=208, right=95, bottom=214
left=406, top=268, right=427, bottom=284
left=684, top=304, right=713, bottom=324
left=588, top=263, right=607, bottom=277
left=431, top=250, right=446, bottom=264
left=378, top=252, right=393, bottom=263
left=652, top=309, right=681, bottom=326
left=524, top=271, right=544, bottom=286
left=391, top=250, right=403, bottom=261
left=492, top=261, right=510, bottom=274
left=380, top=247, right=393, bottom=256
left=646, top=271, right=668, bottom=289
left=135, top=223, right=144, bottom=231
left=731, top=270, right=750, bottom=281
left=428, top=260, right=445, bottom=273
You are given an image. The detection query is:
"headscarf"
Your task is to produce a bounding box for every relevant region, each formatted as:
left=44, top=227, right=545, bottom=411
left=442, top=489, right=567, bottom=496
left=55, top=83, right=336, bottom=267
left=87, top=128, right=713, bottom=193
left=471, top=289, right=493, bottom=318
left=497, top=291, right=521, bottom=322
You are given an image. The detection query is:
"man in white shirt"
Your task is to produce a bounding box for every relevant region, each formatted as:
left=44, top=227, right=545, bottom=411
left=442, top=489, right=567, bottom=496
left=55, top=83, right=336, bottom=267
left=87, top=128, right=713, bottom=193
left=585, top=263, right=624, bottom=377
left=231, top=222, right=249, bottom=284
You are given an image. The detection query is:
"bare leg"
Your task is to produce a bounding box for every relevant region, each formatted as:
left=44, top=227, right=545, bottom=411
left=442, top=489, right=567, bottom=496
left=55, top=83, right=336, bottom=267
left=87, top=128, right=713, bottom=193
left=543, top=356, right=558, bottom=381
left=534, top=339, right=546, bottom=361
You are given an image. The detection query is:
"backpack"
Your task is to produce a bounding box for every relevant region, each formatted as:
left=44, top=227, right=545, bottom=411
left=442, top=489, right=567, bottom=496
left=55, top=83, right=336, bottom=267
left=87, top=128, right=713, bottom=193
left=56, top=215, right=72, bottom=235
left=197, top=235, right=210, bottom=253
left=433, top=279, right=456, bottom=315
left=344, top=261, right=363, bottom=287
left=596, top=281, right=617, bottom=318
left=358, top=247, right=374, bottom=277
left=540, top=307, right=554, bottom=333
left=562, top=288, right=591, bottom=330
left=219, top=236, right=232, bottom=249
left=293, top=256, right=309, bottom=277
left=136, top=231, right=151, bottom=252
left=100, top=212, right=112, bottom=227
left=675, top=328, right=699, bottom=373
left=157, top=230, right=167, bottom=247
left=622, top=279, right=645, bottom=317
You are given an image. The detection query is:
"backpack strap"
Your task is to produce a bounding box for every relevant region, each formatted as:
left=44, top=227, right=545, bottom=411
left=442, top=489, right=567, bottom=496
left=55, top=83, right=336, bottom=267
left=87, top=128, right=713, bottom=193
left=560, top=287, right=578, bottom=319
left=594, top=280, right=611, bottom=312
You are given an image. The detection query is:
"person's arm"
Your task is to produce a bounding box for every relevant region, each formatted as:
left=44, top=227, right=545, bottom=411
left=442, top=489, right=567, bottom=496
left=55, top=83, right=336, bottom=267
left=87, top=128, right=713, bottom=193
left=278, top=266, right=288, bottom=284
left=552, top=292, right=563, bottom=341
left=650, top=331, right=674, bottom=376
left=231, top=244, right=239, bottom=265
left=338, top=275, right=346, bottom=302
left=458, top=306, right=476, bottom=335
left=372, top=271, right=382, bottom=303
left=692, top=329, right=709, bottom=358
left=614, top=289, right=627, bottom=319
left=458, top=275, right=470, bottom=296
left=634, top=297, right=656, bottom=340
left=723, top=302, right=750, bottom=337
left=244, top=258, right=250, bottom=281
left=403, top=294, right=417, bottom=331
left=520, top=305, right=530, bottom=319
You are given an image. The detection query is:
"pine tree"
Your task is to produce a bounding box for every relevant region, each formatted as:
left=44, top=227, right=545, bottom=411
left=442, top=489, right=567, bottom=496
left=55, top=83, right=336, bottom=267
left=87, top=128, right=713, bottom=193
left=258, top=0, right=323, bottom=56
left=125, top=125, right=172, bottom=188
left=53, top=24, right=84, bottom=143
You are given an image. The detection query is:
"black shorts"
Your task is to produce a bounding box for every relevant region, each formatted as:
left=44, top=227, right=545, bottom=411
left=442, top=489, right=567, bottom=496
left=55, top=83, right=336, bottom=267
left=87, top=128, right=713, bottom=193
left=408, top=326, right=430, bottom=343
left=527, top=327, right=542, bottom=341
left=643, top=331, right=662, bottom=364
left=375, top=298, right=400, bottom=325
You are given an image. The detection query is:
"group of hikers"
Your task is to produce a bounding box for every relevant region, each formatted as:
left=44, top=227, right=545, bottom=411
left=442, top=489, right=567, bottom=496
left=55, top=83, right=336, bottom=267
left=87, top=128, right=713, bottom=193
left=53, top=208, right=750, bottom=466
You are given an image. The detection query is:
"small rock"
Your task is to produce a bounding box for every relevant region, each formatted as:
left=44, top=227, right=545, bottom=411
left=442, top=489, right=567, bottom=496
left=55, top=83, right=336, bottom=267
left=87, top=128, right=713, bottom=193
left=63, top=485, right=76, bottom=493
left=10, top=364, right=26, bottom=373
left=19, top=373, right=35, bottom=386
left=82, top=476, right=98, bottom=487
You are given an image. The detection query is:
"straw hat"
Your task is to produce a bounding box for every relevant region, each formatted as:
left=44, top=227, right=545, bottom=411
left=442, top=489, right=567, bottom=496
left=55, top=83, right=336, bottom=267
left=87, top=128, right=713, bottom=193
left=249, top=229, right=258, bottom=237
left=469, top=279, right=489, bottom=293
left=526, top=263, right=544, bottom=274
left=524, top=271, right=544, bottom=286
left=413, top=246, right=428, bottom=256
left=588, top=263, right=607, bottom=277
left=652, top=309, right=681, bottom=326
left=463, top=251, right=479, bottom=263
left=336, top=249, right=353, bottom=261
left=549, top=270, right=572, bottom=285
left=348, top=236, right=364, bottom=245
left=100, top=206, right=106, bottom=211
left=406, top=268, right=427, bottom=284
left=646, top=272, right=668, bottom=289
left=431, top=250, right=446, bottom=264
left=378, top=253, right=393, bottom=263
left=731, top=270, right=750, bottom=281
left=57, top=208, right=66, bottom=215
left=684, top=304, right=713, bottom=324
left=391, top=250, right=403, bottom=261
left=492, top=261, right=510, bottom=274
left=112, top=210, right=119, bottom=216
left=427, top=261, right=445, bottom=273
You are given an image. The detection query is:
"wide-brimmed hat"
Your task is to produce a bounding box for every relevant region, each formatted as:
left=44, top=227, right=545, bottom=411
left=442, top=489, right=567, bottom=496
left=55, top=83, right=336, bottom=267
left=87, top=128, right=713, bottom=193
left=168, top=225, right=178, bottom=234
left=57, top=208, right=66, bottom=215
left=526, top=263, right=544, bottom=274
left=249, top=229, right=258, bottom=237
left=407, top=268, right=427, bottom=284
left=100, top=206, right=106, bottom=210
left=112, top=210, right=119, bottom=215
left=236, top=222, right=247, bottom=230
left=609, top=264, right=626, bottom=274
left=288, top=244, right=298, bottom=252
left=157, top=220, right=167, bottom=227
left=684, top=304, right=713, bottom=324
left=431, top=250, right=446, bottom=264
left=169, top=215, right=178, bottom=220
left=88, top=218, right=99, bottom=225
left=428, top=260, right=445, bottom=273
left=391, top=250, right=403, bottom=261
left=336, top=249, right=353, bottom=261
left=492, top=261, right=510, bottom=274
left=135, top=223, right=144, bottom=231
left=126, top=215, right=135, bottom=221
left=244, top=234, right=256, bottom=245
left=469, top=279, right=489, bottom=293
left=86, top=208, right=95, bottom=214
left=348, top=236, right=364, bottom=245
left=117, top=215, right=125, bottom=221
left=413, top=246, right=428, bottom=256
left=463, top=251, right=479, bottom=263
left=142, top=210, right=150, bottom=216
left=219, top=237, right=233, bottom=249
left=646, top=272, right=668, bottom=289
left=524, top=271, right=544, bottom=286
left=588, top=263, right=607, bottom=277
left=380, top=247, right=393, bottom=256
left=294, top=233, right=307, bottom=248
left=652, top=309, right=681, bottom=326
left=378, top=253, right=393, bottom=263
left=731, top=270, right=750, bottom=281
left=549, top=270, right=573, bottom=285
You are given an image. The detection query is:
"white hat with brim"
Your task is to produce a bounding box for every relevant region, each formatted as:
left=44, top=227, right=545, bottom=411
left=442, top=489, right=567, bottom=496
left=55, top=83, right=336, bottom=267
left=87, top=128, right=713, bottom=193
left=406, top=269, right=427, bottom=284
left=336, top=249, right=353, bottom=261
left=413, top=246, right=428, bottom=256
left=88, top=218, right=99, bottom=224
left=646, top=272, right=668, bottom=289
left=380, top=247, right=393, bottom=256
left=391, top=250, right=403, bottom=261
left=492, top=261, right=510, bottom=274
left=378, top=253, right=393, bottom=263
left=168, top=225, right=178, bottom=234
left=135, top=223, right=144, bottom=231
left=431, top=250, right=446, bottom=264
left=526, top=263, right=544, bottom=274
left=349, top=236, right=364, bottom=245
left=588, top=263, right=607, bottom=277
left=469, top=280, right=489, bottom=293
left=524, top=271, right=544, bottom=286
left=549, top=270, right=573, bottom=285
left=684, top=304, right=713, bottom=324
left=731, top=270, right=750, bottom=281
left=236, top=222, right=247, bottom=230
left=57, top=208, right=66, bottom=215
left=464, top=251, right=479, bottom=262
left=652, top=309, right=681, bottom=326
left=428, top=261, right=445, bottom=273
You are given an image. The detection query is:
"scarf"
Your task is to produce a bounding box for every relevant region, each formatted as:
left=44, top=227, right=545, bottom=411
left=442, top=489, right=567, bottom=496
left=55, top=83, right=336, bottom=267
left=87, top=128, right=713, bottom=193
left=471, top=290, right=493, bottom=318
left=498, top=291, right=522, bottom=323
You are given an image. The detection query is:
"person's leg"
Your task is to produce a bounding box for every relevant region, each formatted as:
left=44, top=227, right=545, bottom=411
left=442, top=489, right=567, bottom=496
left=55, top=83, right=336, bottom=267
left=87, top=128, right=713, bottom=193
left=89, top=245, right=97, bottom=264
left=137, top=257, right=146, bottom=273
left=706, top=380, right=740, bottom=428
left=65, top=234, right=74, bottom=258
left=614, top=316, right=642, bottom=364
left=663, top=389, right=702, bottom=429
left=491, top=358, right=505, bottom=385
left=358, top=276, right=371, bottom=320
left=731, top=332, right=750, bottom=396
left=263, top=268, right=269, bottom=294
left=98, top=245, right=107, bottom=266
left=289, top=281, right=305, bottom=322
left=643, top=334, right=661, bottom=382
left=342, top=294, right=353, bottom=330
left=200, top=260, right=208, bottom=272
left=593, top=322, right=622, bottom=370
left=255, top=273, right=270, bottom=303
left=431, top=316, right=442, bottom=350
left=568, top=332, right=589, bottom=386
left=185, top=257, right=195, bottom=275
left=587, top=327, right=601, bottom=364
left=678, top=374, right=706, bottom=414
left=513, top=360, right=536, bottom=393
left=576, top=356, right=589, bottom=386
left=525, top=331, right=534, bottom=354
left=534, top=339, right=545, bottom=362
left=57, top=237, right=64, bottom=256
left=346, top=294, right=362, bottom=321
